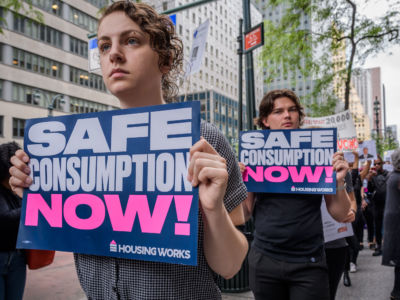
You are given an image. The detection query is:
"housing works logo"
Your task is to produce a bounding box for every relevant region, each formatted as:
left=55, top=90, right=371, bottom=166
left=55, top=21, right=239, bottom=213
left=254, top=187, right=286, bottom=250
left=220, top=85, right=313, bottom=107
left=110, top=240, right=117, bottom=252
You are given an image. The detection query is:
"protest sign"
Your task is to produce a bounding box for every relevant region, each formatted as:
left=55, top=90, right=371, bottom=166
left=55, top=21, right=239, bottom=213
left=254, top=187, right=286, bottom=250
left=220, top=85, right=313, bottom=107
left=321, top=197, right=353, bottom=243
left=303, top=110, right=358, bottom=152
left=239, top=128, right=337, bottom=194
left=17, top=102, right=200, bottom=266
left=358, top=140, right=377, bottom=166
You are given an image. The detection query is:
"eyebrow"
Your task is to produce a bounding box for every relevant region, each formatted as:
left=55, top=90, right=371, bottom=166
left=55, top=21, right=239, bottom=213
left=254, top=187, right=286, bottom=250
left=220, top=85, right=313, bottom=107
left=98, top=30, right=145, bottom=42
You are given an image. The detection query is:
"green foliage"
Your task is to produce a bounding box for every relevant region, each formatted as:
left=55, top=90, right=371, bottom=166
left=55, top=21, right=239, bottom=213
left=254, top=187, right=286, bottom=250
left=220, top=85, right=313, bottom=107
left=0, top=0, right=43, bottom=33
left=371, top=132, right=399, bottom=157
left=260, top=0, right=400, bottom=114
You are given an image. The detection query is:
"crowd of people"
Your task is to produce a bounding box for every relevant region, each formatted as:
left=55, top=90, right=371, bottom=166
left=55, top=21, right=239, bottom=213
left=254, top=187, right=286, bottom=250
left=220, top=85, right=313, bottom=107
left=1, top=1, right=399, bottom=300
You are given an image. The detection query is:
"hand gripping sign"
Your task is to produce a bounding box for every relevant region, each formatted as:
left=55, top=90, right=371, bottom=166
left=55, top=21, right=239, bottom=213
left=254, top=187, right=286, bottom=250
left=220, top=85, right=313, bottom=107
left=17, top=102, right=200, bottom=266
left=240, top=128, right=337, bottom=194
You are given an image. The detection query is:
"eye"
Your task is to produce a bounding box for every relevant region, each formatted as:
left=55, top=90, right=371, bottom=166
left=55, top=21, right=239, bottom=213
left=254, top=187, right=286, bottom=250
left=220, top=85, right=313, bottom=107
left=127, top=37, right=139, bottom=45
left=99, top=43, right=111, bottom=54
left=289, top=107, right=298, bottom=112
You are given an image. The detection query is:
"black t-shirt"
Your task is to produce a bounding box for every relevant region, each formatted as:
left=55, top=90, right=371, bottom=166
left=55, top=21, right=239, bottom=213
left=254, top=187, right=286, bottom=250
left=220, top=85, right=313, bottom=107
left=253, top=193, right=323, bottom=263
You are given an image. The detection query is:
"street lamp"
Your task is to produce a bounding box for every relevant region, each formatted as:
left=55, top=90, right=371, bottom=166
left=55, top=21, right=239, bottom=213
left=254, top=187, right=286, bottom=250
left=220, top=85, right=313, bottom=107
left=373, top=96, right=380, bottom=138
left=33, top=89, right=65, bottom=117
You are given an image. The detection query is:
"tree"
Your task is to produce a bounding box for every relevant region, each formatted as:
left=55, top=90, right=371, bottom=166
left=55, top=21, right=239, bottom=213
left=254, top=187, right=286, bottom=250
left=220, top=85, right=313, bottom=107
left=0, top=0, right=43, bottom=33
left=261, top=0, right=400, bottom=113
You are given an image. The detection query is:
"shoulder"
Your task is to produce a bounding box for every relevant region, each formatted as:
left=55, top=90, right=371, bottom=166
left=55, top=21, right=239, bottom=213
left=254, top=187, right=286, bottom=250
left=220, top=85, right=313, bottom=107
left=200, top=121, right=225, bottom=149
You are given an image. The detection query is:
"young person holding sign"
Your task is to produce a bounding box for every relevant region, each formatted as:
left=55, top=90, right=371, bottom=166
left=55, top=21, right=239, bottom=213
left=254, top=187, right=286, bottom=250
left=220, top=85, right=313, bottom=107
left=242, top=89, right=351, bottom=300
left=8, top=2, right=248, bottom=299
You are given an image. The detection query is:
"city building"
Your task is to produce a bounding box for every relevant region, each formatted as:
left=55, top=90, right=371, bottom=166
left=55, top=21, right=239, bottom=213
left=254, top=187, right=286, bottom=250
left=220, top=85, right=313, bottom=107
left=386, top=124, right=398, bottom=144
left=331, top=34, right=371, bottom=141
left=251, top=0, right=314, bottom=111
left=1, top=0, right=263, bottom=147
left=0, top=0, right=119, bottom=145
left=149, top=0, right=263, bottom=144
left=353, top=67, right=384, bottom=137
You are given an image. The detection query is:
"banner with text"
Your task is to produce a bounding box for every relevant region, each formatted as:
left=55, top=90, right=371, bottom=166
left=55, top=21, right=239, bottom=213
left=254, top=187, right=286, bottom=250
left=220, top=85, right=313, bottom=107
left=17, top=102, right=200, bottom=266
left=239, top=128, right=337, bottom=194
left=303, top=110, right=358, bottom=152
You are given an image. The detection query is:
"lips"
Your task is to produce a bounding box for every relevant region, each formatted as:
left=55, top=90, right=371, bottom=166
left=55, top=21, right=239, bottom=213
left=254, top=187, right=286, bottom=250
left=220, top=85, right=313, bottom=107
left=282, top=122, right=293, bottom=127
left=110, top=68, right=129, bottom=78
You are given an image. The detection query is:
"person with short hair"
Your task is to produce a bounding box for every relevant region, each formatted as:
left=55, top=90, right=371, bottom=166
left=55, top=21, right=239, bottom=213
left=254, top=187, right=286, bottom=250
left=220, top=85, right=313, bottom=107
left=367, top=155, right=389, bottom=256
left=382, top=148, right=400, bottom=300
left=243, top=89, right=351, bottom=300
left=8, top=2, right=248, bottom=299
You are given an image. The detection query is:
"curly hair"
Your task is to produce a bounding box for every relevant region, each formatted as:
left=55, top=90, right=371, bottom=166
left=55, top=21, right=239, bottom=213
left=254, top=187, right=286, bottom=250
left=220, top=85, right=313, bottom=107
left=0, top=142, right=21, bottom=182
left=255, top=89, right=305, bottom=129
left=98, top=1, right=183, bottom=102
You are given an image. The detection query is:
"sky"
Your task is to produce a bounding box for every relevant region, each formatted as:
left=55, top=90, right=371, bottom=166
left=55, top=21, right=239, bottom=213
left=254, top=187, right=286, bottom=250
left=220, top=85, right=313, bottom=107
left=358, top=0, right=400, bottom=141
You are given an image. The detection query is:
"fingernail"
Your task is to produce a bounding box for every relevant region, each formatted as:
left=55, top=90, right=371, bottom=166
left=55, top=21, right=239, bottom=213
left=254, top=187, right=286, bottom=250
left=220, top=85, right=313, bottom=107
left=23, top=156, right=29, bottom=163
left=25, top=177, right=32, bottom=184
left=24, top=167, right=30, bottom=174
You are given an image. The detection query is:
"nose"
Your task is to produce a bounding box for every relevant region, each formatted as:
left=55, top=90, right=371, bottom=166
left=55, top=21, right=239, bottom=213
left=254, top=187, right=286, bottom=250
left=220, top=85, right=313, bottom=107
left=109, top=44, right=125, bottom=64
left=283, top=109, right=291, bottom=118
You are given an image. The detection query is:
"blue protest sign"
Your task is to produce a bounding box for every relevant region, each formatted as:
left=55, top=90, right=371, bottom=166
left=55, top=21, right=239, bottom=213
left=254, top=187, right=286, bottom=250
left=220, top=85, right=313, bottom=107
left=239, top=128, right=337, bottom=194
left=17, top=101, right=201, bottom=266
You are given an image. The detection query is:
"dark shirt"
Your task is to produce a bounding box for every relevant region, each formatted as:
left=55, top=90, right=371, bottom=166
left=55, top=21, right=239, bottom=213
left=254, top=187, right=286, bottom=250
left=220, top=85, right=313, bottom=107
left=368, top=170, right=389, bottom=208
left=253, top=192, right=323, bottom=263
left=351, top=169, right=362, bottom=206
left=0, top=184, right=22, bottom=251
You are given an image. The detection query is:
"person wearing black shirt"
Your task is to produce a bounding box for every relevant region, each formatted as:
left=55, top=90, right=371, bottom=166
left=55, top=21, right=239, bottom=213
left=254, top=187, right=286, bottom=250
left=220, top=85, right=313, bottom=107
left=242, top=89, right=351, bottom=300
left=367, top=156, right=389, bottom=256
left=0, top=142, right=26, bottom=300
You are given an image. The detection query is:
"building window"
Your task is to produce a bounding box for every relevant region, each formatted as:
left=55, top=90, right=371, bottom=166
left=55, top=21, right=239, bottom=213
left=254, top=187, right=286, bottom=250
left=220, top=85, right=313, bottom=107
left=70, top=96, right=108, bottom=114
left=69, top=6, right=97, bottom=32
left=11, top=82, right=63, bottom=110
left=13, top=118, right=26, bottom=138
left=83, top=0, right=108, bottom=9
left=70, top=36, right=88, bottom=58
left=12, top=47, right=62, bottom=79
left=70, top=67, right=106, bottom=92
left=32, top=0, right=62, bottom=16
left=13, top=13, right=62, bottom=49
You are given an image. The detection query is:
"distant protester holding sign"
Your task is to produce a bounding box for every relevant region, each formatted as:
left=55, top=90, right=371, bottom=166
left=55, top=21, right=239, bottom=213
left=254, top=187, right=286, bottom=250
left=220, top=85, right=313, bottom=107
left=8, top=2, right=248, bottom=299
left=242, top=89, right=351, bottom=300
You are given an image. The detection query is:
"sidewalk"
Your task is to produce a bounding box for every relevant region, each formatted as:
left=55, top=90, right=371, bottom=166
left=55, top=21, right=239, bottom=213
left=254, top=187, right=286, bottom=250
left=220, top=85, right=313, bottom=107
left=23, top=236, right=394, bottom=300
left=24, top=252, right=85, bottom=300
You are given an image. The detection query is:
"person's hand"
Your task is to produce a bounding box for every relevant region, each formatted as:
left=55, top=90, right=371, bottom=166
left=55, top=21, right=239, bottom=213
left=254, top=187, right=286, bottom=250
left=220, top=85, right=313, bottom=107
left=188, top=138, right=228, bottom=213
left=352, top=150, right=359, bottom=157
left=342, top=209, right=356, bottom=223
left=9, top=149, right=32, bottom=198
left=361, top=199, right=368, bottom=210
left=238, top=162, right=246, bottom=175
left=332, top=152, right=349, bottom=183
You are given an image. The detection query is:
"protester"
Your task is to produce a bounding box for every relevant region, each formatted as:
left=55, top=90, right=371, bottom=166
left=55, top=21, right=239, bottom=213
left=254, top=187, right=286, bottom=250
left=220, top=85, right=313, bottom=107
left=325, top=171, right=356, bottom=298
left=367, top=155, right=389, bottom=256
left=8, top=2, right=248, bottom=299
left=353, top=158, right=372, bottom=250
left=242, top=89, right=351, bottom=300
left=361, top=160, right=375, bottom=250
left=382, top=148, right=400, bottom=300
left=0, top=142, right=26, bottom=300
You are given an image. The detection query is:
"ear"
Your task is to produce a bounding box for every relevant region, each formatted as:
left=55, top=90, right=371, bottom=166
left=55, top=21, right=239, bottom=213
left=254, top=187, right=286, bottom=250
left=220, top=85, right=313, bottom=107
left=261, top=118, right=269, bottom=129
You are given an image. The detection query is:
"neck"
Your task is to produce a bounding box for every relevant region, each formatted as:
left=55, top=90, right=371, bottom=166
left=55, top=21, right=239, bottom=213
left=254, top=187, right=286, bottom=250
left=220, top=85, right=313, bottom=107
left=117, top=84, right=166, bottom=109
